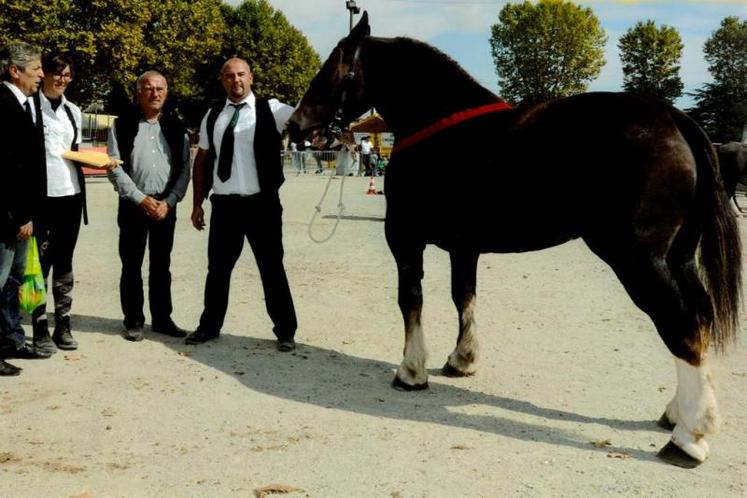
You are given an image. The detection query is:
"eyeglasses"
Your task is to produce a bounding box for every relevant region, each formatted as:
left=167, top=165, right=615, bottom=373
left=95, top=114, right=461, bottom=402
left=142, top=86, right=167, bottom=94
left=52, top=73, right=73, bottom=81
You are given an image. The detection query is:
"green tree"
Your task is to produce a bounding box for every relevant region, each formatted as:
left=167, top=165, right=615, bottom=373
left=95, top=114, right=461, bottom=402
left=618, top=20, right=683, bottom=103
left=209, top=0, right=320, bottom=105
left=0, top=0, right=318, bottom=128
left=0, top=0, right=81, bottom=51
left=0, top=0, right=226, bottom=110
left=689, top=16, right=747, bottom=142
left=489, top=0, right=607, bottom=104
left=0, top=0, right=97, bottom=92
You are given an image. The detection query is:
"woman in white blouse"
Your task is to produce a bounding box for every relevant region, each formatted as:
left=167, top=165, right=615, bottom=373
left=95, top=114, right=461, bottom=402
left=31, top=52, right=85, bottom=354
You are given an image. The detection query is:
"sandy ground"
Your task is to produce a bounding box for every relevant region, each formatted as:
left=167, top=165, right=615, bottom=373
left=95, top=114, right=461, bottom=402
left=1, top=169, right=746, bottom=497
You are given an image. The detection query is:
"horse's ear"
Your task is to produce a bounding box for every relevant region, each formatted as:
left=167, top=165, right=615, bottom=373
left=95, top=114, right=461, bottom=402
left=351, top=11, right=370, bottom=39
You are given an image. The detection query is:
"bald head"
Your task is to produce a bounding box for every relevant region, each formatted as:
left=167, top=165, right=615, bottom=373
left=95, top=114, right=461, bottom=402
left=136, top=70, right=167, bottom=91
left=221, top=58, right=253, bottom=102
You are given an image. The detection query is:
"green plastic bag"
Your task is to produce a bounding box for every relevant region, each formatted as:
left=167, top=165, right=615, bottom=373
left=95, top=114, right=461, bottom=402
left=18, top=236, right=46, bottom=313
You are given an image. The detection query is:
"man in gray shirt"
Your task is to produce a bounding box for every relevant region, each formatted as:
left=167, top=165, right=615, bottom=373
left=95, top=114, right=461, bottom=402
left=107, top=70, right=190, bottom=341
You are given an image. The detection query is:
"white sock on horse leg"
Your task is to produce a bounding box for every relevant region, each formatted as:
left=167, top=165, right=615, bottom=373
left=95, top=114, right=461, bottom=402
left=670, top=357, right=720, bottom=460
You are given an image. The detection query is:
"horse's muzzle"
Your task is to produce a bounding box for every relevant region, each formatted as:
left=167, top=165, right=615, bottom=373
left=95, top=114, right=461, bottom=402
left=287, top=120, right=303, bottom=143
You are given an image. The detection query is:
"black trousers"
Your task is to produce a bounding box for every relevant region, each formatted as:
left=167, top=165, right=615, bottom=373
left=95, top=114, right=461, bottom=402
left=198, top=193, right=297, bottom=340
left=117, top=199, right=176, bottom=328
left=32, top=194, right=83, bottom=324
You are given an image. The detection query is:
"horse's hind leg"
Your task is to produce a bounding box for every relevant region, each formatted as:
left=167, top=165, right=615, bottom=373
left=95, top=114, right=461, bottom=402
left=443, top=249, right=480, bottom=377
left=588, top=237, right=717, bottom=468
left=657, top=233, right=721, bottom=468
left=386, top=225, right=428, bottom=390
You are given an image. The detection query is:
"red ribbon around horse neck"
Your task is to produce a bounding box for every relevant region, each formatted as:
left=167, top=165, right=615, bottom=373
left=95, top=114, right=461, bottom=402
left=392, top=101, right=513, bottom=155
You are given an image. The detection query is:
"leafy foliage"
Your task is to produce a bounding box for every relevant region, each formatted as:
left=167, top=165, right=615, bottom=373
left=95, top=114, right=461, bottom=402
left=618, top=20, right=683, bottom=103
left=490, top=0, right=606, bottom=104
left=219, top=0, right=321, bottom=104
left=688, top=16, right=747, bottom=142
left=0, top=0, right=319, bottom=127
left=1, top=0, right=226, bottom=107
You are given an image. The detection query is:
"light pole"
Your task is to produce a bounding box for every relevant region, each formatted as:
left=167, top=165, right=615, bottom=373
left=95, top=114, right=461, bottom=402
left=346, top=0, right=360, bottom=32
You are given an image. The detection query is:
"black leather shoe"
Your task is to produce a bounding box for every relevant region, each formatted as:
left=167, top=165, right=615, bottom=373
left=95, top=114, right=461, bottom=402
left=122, top=326, right=144, bottom=342
left=0, top=360, right=21, bottom=376
left=152, top=321, right=188, bottom=338
left=185, top=329, right=219, bottom=345
left=6, top=344, right=53, bottom=360
left=276, top=339, right=296, bottom=352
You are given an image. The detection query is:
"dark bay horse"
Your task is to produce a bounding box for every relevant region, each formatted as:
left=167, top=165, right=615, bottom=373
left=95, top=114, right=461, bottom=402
left=716, top=141, right=747, bottom=210
left=288, top=13, right=741, bottom=468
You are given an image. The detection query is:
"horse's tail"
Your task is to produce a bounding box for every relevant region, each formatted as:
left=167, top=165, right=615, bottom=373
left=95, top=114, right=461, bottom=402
left=674, top=109, right=742, bottom=353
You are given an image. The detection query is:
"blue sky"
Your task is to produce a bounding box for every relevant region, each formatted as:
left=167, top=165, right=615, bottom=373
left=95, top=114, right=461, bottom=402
left=241, top=0, right=747, bottom=109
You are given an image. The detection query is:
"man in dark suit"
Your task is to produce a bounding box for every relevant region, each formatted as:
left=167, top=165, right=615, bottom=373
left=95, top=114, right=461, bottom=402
left=187, top=57, right=297, bottom=352
left=0, top=42, right=51, bottom=375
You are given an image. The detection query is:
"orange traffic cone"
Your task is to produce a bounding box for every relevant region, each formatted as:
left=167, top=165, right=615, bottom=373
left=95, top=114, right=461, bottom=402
left=366, top=175, right=377, bottom=195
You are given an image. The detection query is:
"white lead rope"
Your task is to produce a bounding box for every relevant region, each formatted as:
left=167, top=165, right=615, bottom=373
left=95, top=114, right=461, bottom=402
left=308, top=171, right=347, bottom=243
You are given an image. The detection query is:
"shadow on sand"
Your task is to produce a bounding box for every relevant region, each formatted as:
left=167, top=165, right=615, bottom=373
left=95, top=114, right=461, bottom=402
left=71, top=313, right=668, bottom=463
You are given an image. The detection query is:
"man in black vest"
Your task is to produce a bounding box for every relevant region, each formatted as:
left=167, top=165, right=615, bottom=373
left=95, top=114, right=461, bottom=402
left=106, top=70, right=190, bottom=342
left=0, top=42, right=51, bottom=375
left=187, top=57, right=297, bottom=352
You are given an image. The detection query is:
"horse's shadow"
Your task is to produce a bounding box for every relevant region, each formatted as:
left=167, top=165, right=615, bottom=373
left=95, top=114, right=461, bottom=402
left=72, top=313, right=666, bottom=463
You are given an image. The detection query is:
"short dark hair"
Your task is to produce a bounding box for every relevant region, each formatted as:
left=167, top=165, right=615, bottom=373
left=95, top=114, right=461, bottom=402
left=42, top=52, right=74, bottom=80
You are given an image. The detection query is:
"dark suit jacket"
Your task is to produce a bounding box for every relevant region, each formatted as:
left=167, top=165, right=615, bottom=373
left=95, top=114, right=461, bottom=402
left=0, top=83, right=46, bottom=242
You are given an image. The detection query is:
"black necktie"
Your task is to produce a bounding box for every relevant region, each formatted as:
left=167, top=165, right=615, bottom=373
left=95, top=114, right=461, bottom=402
left=217, top=103, right=246, bottom=182
left=24, top=100, right=34, bottom=124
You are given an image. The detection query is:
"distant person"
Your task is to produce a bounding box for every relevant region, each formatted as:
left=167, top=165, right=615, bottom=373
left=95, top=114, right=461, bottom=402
left=188, top=57, right=297, bottom=352
left=302, top=139, right=313, bottom=173
left=369, top=147, right=379, bottom=176
left=360, top=136, right=372, bottom=176
left=31, top=52, right=86, bottom=354
left=350, top=148, right=360, bottom=176
left=0, top=42, right=51, bottom=375
left=106, top=70, right=190, bottom=342
left=289, top=141, right=303, bottom=174
left=377, top=155, right=388, bottom=176
left=335, top=132, right=358, bottom=176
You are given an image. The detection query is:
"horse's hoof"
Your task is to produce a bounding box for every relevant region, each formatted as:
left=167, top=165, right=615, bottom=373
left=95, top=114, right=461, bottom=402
left=657, top=412, right=676, bottom=431
left=391, top=376, right=428, bottom=391
left=656, top=441, right=703, bottom=469
left=441, top=362, right=473, bottom=378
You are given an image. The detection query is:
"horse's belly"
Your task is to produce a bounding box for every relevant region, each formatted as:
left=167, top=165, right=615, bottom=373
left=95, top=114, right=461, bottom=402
left=424, top=207, right=581, bottom=254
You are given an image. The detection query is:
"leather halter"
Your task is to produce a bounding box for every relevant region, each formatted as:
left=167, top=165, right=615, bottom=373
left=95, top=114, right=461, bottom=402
left=392, top=101, right=513, bottom=155
left=326, top=43, right=363, bottom=141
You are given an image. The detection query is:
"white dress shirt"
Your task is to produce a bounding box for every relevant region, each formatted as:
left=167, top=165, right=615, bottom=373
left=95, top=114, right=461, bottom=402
left=198, top=92, right=294, bottom=195
left=39, top=93, right=82, bottom=197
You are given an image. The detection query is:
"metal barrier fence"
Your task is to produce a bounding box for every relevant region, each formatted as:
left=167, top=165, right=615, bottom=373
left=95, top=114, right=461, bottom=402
left=282, top=150, right=356, bottom=174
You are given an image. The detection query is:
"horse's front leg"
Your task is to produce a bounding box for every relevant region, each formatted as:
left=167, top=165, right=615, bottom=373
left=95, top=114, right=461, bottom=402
left=443, top=249, right=480, bottom=377
left=387, top=233, right=428, bottom=390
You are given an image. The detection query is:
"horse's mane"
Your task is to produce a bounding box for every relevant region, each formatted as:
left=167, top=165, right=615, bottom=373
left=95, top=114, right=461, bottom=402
left=371, top=36, right=499, bottom=104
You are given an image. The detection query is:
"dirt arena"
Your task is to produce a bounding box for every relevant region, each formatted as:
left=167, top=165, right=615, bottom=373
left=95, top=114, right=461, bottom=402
left=1, top=170, right=746, bottom=497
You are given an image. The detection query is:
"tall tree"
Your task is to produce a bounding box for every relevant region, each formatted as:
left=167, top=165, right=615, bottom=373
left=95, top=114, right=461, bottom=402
left=618, top=20, right=683, bottom=103
left=0, top=0, right=319, bottom=128
left=489, top=0, right=606, bottom=104
left=0, top=0, right=226, bottom=109
left=213, top=0, right=321, bottom=105
left=689, top=16, right=747, bottom=142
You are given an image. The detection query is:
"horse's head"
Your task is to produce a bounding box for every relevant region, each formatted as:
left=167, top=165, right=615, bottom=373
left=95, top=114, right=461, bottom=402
left=288, top=11, right=371, bottom=144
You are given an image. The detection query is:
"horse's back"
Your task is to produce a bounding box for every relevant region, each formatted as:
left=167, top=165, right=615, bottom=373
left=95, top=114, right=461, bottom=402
left=385, top=92, right=701, bottom=253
